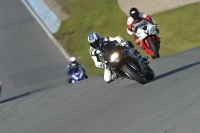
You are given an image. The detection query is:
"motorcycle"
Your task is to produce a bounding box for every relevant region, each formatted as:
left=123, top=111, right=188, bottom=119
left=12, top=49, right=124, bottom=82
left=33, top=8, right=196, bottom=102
left=101, top=42, right=155, bottom=84
left=67, top=66, right=86, bottom=84
left=134, top=20, right=161, bottom=59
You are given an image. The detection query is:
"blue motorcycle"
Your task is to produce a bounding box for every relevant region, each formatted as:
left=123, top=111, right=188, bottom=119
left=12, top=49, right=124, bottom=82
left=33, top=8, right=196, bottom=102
left=70, top=67, right=86, bottom=83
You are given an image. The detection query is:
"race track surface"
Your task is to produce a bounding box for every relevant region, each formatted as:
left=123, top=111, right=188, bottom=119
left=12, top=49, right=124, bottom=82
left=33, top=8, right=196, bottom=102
left=0, top=1, right=200, bottom=133
left=0, top=0, right=68, bottom=101
left=0, top=46, right=200, bottom=133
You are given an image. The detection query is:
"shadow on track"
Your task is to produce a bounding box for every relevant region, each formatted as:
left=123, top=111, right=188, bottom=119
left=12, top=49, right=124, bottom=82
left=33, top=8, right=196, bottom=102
left=152, top=62, right=200, bottom=81
left=0, top=85, right=52, bottom=104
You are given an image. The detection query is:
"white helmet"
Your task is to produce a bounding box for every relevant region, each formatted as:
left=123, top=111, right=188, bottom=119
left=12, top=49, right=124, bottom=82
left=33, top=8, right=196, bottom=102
left=70, top=57, right=77, bottom=66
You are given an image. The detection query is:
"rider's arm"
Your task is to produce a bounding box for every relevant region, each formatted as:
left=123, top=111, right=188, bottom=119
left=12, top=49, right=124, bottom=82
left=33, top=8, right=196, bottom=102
left=108, top=36, right=127, bottom=46
left=77, top=63, right=86, bottom=74
left=127, top=17, right=134, bottom=30
left=139, top=12, right=156, bottom=24
left=127, top=17, right=136, bottom=35
left=89, top=47, right=105, bottom=68
left=66, top=65, right=72, bottom=77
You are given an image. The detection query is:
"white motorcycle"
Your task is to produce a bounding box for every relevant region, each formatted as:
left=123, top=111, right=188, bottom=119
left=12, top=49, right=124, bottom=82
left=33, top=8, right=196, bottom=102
left=134, top=20, right=161, bottom=59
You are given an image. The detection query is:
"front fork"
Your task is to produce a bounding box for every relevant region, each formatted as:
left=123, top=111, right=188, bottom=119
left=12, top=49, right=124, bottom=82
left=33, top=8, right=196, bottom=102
left=153, top=35, right=161, bottom=49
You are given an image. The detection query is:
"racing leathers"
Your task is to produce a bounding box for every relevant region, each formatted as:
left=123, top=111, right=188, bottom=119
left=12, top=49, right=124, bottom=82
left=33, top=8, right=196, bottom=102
left=66, top=62, right=88, bottom=84
left=89, top=36, right=148, bottom=83
left=127, top=12, right=159, bottom=45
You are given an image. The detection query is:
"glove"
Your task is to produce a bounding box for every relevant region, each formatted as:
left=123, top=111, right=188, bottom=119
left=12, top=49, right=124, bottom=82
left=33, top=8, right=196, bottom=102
left=101, top=63, right=106, bottom=68
left=120, top=40, right=127, bottom=46
left=132, top=32, right=136, bottom=36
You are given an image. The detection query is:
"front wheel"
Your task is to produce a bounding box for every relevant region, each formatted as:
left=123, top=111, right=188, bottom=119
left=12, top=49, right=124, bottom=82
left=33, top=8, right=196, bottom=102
left=148, top=39, right=160, bottom=59
left=145, top=65, right=155, bottom=80
left=122, top=64, right=147, bottom=84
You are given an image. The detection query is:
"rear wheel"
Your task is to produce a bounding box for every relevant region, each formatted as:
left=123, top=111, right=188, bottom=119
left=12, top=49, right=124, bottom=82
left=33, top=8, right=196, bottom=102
left=148, top=39, right=160, bottom=59
left=122, top=64, right=147, bottom=84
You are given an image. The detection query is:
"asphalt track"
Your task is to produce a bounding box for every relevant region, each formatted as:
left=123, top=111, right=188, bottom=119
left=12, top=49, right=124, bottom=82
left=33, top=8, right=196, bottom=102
left=0, top=0, right=68, bottom=101
left=0, top=1, right=200, bottom=133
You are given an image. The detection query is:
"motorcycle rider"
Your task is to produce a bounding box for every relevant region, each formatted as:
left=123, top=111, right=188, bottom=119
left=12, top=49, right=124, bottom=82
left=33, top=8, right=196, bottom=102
left=127, top=7, right=160, bottom=47
left=88, top=32, right=148, bottom=83
left=66, top=57, right=88, bottom=84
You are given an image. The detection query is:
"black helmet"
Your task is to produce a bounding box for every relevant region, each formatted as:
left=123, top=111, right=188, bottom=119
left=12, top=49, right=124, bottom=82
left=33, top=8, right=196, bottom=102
left=88, top=32, right=101, bottom=49
left=129, top=7, right=139, bottom=19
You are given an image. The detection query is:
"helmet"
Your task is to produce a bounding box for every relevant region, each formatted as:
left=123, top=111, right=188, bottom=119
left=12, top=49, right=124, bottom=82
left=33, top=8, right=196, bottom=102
left=88, top=32, right=101, bottom=49
left=70, top=57, right=77, bottom=66
left=129, top=7, right=139, bottom=19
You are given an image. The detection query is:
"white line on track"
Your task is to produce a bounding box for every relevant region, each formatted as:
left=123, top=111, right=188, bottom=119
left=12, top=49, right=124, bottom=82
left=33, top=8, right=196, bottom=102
left=21, top=0, right=70, bottom=61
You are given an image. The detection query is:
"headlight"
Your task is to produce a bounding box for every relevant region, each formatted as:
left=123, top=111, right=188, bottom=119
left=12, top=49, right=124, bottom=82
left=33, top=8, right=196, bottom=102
left=110, top=53, right=120, bottom=63
left=149, top=26, right=156, bottom=34
left=150, top=27, right=154, bottom=33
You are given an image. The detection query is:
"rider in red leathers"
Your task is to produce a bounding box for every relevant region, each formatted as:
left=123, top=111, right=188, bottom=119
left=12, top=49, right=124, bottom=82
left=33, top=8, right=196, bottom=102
left=127, top=7, right=160, bottom=48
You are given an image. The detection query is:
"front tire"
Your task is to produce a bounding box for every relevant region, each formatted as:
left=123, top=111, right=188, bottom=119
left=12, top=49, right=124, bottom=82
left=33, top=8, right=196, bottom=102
left=148, top=39, right=160, bottom=59
left=145, top=65, right=155, bottom=80
left=122, top=64, right=147, bottom=84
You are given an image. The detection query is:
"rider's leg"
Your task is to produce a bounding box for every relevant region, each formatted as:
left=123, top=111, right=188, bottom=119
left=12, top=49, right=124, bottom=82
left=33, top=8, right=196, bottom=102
left=104, top=67, right=119, bottom=83
left=127, top=28, right=140, bottom=45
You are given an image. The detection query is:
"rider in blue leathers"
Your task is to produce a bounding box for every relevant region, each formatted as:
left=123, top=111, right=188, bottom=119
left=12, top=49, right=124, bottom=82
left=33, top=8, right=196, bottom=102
left=66, top=57, right=88, bottom=84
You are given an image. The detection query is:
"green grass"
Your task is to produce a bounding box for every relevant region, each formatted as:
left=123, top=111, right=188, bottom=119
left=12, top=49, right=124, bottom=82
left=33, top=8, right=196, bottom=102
left=55, top=0, right=200, bottom=76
